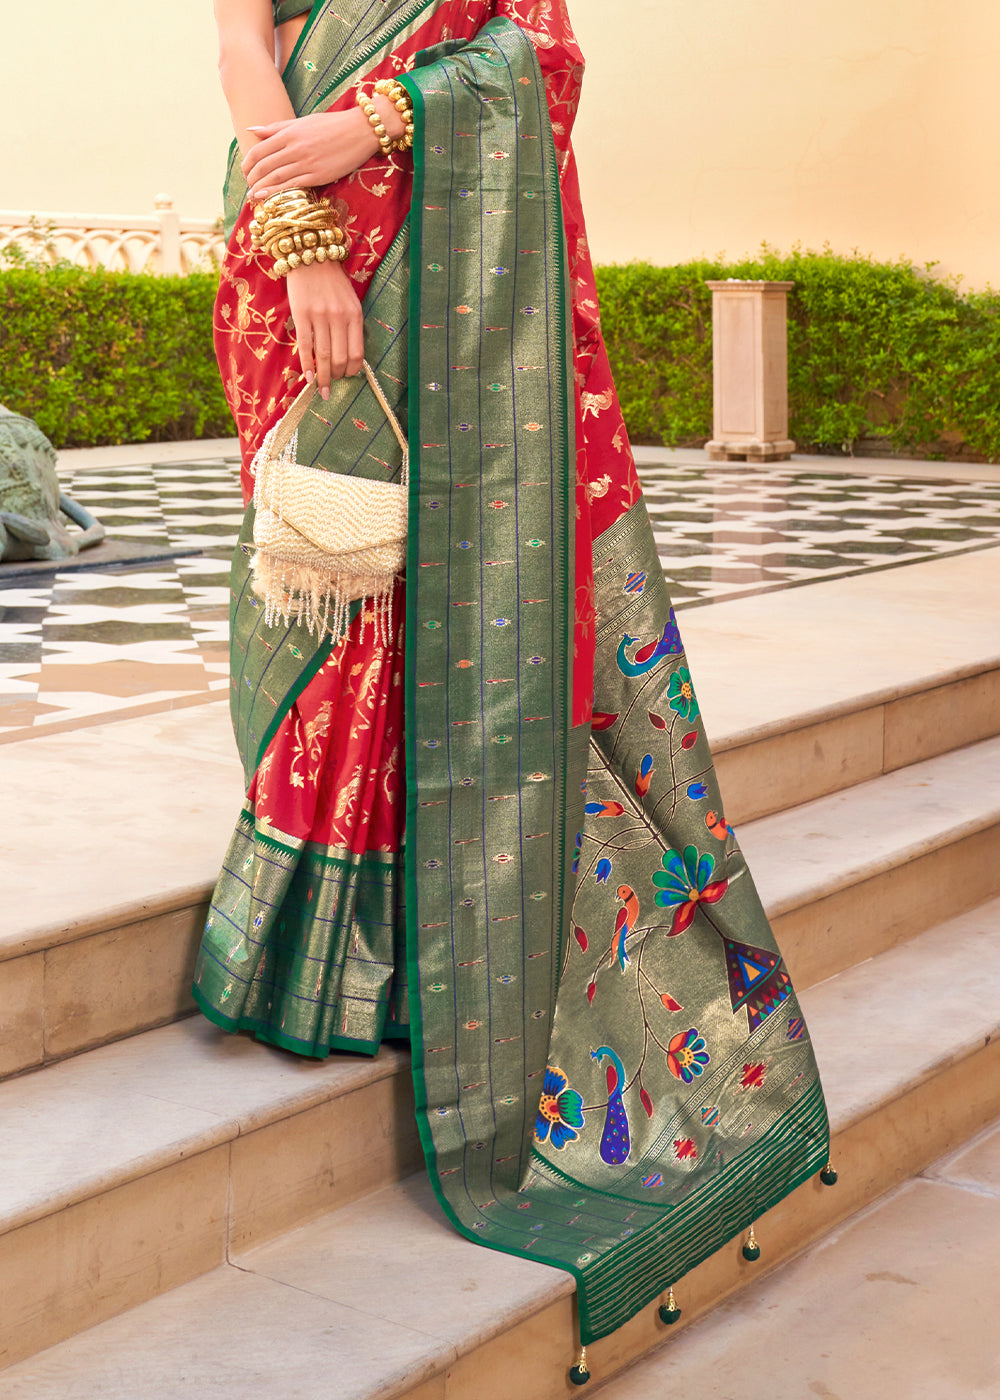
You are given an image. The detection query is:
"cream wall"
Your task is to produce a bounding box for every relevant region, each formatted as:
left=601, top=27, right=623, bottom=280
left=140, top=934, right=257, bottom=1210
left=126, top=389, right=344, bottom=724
left=2, top=1, right=996, bottom=287
left=1, top=1, right=229, bottom=226
left=570, top=0, right=999, bottom=288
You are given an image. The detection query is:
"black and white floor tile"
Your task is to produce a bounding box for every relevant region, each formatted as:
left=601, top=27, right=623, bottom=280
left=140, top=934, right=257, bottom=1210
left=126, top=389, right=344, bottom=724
left=61, top=457, right=245, bottom=555
left=643, top=463, right=1000, bottom=604
left=1, top=455, right=998, bottom=738
left=0, top=459, right=242, bottom=737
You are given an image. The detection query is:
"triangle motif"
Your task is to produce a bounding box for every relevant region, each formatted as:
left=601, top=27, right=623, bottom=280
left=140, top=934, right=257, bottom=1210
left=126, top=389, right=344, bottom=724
left=740, top=956, right=767, bottom=985
left=722, top=937, right=792, bottom=1033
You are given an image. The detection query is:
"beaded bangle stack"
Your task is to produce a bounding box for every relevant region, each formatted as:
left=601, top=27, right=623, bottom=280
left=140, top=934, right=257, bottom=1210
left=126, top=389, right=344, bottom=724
left=356, top=77, right=415, bottom=157
left=249, top=188, right=349, bottom=277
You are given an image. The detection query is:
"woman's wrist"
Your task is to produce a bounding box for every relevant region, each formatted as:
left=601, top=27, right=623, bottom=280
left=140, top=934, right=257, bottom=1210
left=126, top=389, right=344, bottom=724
left=371, top=92, right=406, bottom=144
left=353, top=90, right=408, bottom=159
left=373, top=79, right=414, bottom=150
left=250, top=187, right=349, bottom=276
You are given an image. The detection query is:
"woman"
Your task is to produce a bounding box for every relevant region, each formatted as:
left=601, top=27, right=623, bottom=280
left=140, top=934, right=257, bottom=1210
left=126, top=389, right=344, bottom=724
left=193, top=0, right=832, bottom=1373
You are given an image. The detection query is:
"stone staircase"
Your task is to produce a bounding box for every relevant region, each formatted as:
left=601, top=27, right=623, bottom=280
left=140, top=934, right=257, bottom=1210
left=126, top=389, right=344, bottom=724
left=1, top=547, right=998, bottom=1396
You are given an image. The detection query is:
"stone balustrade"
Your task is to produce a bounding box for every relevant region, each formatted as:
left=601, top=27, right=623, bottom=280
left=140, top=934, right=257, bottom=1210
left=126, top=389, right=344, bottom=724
left=0, top=195, right=226, bottom=275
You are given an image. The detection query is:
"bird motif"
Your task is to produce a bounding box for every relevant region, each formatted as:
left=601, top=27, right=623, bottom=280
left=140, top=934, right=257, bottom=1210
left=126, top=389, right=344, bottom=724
left=635, top=753, right=655, bottom=799
left=613, top=884, right=639, bottom=971
left=616, top=609, right=683, bottom=677
left=584, top=473, right=612, bottom=503
left=592, top=1046, right=630, bottom=1165
left=706, top=810, right=732, bottom=841
left=581, top=388, right=614, bottom=419
left=234, top=275, right=252, bottom=331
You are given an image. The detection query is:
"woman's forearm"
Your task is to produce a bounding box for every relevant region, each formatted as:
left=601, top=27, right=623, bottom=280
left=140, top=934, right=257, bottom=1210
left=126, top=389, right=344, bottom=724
left=219, top=35, right=296, bottom=156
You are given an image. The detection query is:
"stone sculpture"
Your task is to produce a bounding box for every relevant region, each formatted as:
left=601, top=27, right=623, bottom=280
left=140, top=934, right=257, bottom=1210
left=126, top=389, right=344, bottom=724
left=0, top=404, right=105, bottom=561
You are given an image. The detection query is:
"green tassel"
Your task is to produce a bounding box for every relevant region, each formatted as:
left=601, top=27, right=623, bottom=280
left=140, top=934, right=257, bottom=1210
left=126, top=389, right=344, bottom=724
left=742, top=1224, right=761, bottom=1261
left=820, top=1162, right=839, bottom=1186
left=569, top=1346, right=591, bottom=1386
left=658, top=1287, right=682, bottom=1325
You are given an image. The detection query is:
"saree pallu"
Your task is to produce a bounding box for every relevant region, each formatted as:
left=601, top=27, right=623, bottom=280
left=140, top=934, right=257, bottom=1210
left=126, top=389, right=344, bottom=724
left=193, top=0, right=831, bottom=1346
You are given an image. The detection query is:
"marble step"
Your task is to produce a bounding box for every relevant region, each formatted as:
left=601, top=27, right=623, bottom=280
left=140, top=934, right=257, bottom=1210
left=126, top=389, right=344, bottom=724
left=0, top=1021, right=421, bottom=1373
left=3, top=712, right=999, bottom=1086
left=1, top=896, right=998, bottom=1391
left=1, top=702, right=242, bottom=1081
left=685, top=546, right=1000, bottom=828
left=739, top=734, right=1000, bottom=990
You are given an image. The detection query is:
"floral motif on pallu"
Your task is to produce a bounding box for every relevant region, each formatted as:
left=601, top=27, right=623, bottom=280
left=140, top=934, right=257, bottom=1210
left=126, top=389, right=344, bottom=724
left=534, top=1066, right=585, bottom=1149
left=521, top=498, right=829, bottom=1342
left=652, top=845, right=729, bottom=935
left=666, top=1028, right=712, bottom=1085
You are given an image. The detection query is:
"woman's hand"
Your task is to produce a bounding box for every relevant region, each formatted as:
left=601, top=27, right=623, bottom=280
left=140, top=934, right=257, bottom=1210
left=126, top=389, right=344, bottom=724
left=285, top=258, right=364, bottom=395
left=244, top=108, right=379, bottom=200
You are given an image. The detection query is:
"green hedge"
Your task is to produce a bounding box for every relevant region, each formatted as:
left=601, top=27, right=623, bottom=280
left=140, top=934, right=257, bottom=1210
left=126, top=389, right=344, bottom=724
left=595, top=247, right=1000, bottom=459
left=0, top=265, right=232, bottom=448
left=2, top=250, right=999, bottom=456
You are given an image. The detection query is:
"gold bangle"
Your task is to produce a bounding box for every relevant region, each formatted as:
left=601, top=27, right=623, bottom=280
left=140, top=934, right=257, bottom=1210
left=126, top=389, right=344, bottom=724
left=248, top=189, right=350, bottom=276
left=374, top=77, right=414, bottom=151
left=356, top=88, right=394, bottom=158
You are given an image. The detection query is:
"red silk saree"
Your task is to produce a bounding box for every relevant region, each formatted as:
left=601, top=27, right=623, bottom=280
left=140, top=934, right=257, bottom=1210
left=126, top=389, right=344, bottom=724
left=193, top=0, right=830, bottom=1349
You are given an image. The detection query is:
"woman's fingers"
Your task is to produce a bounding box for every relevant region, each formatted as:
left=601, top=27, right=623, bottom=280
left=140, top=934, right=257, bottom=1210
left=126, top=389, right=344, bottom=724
left=251, top=166, right=307, bottom=200
left=247, top=153, right=330, bottom=198
left=287, top=263, right=365, bottom=394
left=243, top=111, right=364, bottom=193
left=244, top=147, right=294, bottom=185
left=329, top=318, right=350, bottom=384
left=242, top=129, right=302, bottom=179
left=241, top=142, right=274, bottom=180
left=294, top=315, right=315, bottom=384
left=312, top=322, right=333, bottom=398
left=251, top=165, right=331, bottom=200
left=345, top=306, right=365, bottom=379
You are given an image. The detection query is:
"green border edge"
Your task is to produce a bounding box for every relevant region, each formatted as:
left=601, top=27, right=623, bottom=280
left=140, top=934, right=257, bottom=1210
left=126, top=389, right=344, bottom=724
left=397, top=66, right=459, bottom=1239
left=396, top=33, right=591, bottom=1312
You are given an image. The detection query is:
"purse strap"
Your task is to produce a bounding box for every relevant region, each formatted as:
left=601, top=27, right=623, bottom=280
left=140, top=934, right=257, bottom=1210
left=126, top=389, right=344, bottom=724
left=268, top=361, right=409, bottom=476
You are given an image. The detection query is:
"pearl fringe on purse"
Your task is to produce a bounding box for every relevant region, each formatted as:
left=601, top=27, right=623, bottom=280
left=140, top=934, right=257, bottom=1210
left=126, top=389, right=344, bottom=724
left=250, top=361, right=408, bottom=645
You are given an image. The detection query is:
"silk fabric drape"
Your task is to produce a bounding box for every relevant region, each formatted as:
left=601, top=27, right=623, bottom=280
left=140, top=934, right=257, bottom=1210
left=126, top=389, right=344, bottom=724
left=194, top=0, right=830, bottom=1346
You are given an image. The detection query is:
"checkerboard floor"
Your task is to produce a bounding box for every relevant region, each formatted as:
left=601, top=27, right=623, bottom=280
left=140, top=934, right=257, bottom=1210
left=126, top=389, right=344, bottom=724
left=642, top=463, right=1000, bottom=603
left=1, top=454, right=998, bottom=740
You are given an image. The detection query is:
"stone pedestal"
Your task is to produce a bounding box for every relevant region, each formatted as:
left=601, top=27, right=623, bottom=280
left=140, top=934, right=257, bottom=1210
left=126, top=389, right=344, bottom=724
left=704, top=280, right=795, bottom=462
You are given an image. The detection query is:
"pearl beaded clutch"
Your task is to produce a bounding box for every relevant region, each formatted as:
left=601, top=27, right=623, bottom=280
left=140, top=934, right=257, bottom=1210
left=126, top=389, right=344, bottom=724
left=250, top=361, right=408, bottom=643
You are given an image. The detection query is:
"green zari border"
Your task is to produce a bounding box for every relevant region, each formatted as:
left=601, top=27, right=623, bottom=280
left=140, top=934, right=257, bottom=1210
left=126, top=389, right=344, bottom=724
left=195, top=831, right=402, bottom=1058
left=397, top=17, right=584, bottom=1296
left=399, top=62, right=442, bottom=1226
left=191, top=981, right=383, bottom=1057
